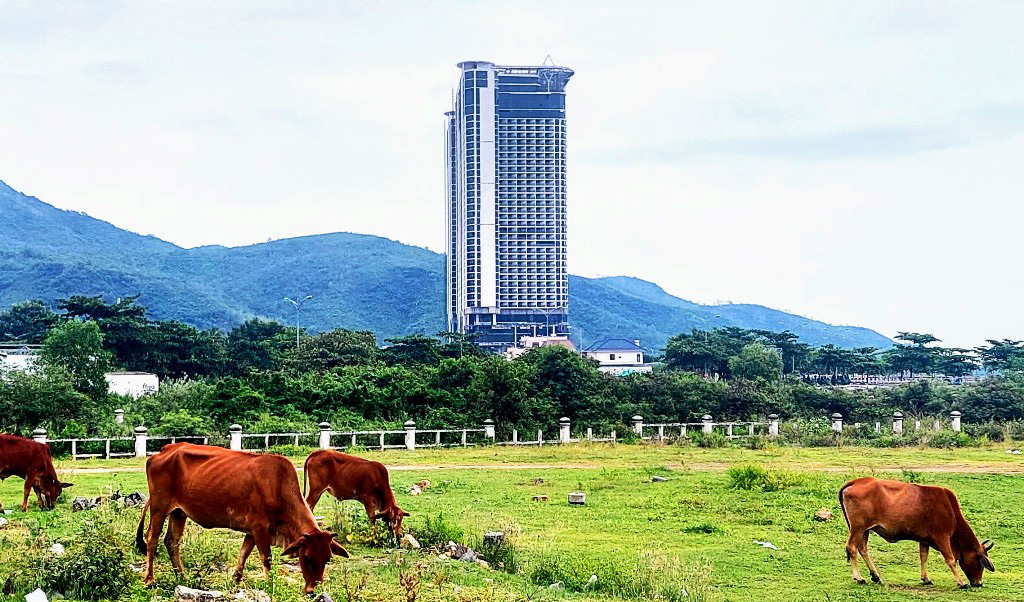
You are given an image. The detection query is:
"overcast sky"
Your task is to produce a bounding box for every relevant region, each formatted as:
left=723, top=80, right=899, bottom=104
left=2, top=1, right=1023, bottom=348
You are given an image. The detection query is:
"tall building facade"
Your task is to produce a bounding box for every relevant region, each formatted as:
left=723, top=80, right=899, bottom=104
left=446, top=60, right=573, bottom=350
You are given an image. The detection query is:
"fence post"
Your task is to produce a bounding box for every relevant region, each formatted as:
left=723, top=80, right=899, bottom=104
left=318, top=422, right=331, bottom=450
left=512, top=429, right=519, bottom=445
left=483, top=419, right=496, bottom=441
left=875, top=422, right=880, bottom=433
left=71, top=439, right=77, bottom=459
left=702, top=415, right=713, bottom=434
left=727, top=423, right=734, bottom=437
left=631, top=415, right=644, bottom=436
left=134, top=426, right=148, bottom=458
left=114, top=409, right=125, bottom=425
left=404, top=420, right=416, bottom=451
left=229, top=424, right=243, bottom=451
left=893, top=411, right=904, bottom=435
left=559, top=417, right=571, bottom=443
left=951, top=410, right=962, bottom=433
left=914, top=419, right=921, bottom=431
left=748, top=423, right=754, bottom=436
left=587, top=427, right=593, bottom=440
left=768, top=414, right=779, bottom=438
left=831, top=413, right=843, bottom=433
left=657, top=425, right=665, bottom=440
left=933, top=419, right=941, bottom=431
left=611, top=430, right=616, bottom=444
left=32, top=428, right=47, bottom=445
left=537, top=430, right=543, bottom=446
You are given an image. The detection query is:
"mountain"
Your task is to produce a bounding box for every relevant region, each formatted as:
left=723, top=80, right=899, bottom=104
left=0, top=180, right=892, bottom=350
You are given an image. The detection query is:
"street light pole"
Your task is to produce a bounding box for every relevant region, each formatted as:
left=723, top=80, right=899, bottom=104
left=283, top=295, right=313, bottom=350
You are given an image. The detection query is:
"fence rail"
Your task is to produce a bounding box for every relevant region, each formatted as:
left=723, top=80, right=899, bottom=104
left=31, top=409, right=970, bottom=461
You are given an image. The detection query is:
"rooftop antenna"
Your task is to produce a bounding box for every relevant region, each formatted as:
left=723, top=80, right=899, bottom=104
left=542, top=54, right=558, bottom=66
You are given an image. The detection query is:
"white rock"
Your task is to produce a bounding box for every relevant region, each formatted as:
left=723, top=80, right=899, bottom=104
left=49, top=543, right=65, bottom=557
left=174, top=585, right=226, bottom=601
left=753, top=540, right=778, bottom=550
left=548, top=581, right=565, bottom=590
left=0, top=517, right=8, bottom=528
left=583, top=574, right=598, bottom=589
left=408, top=485, right=422, bottom=496
left=651, top=476, right=668, bottom=482
left=400, top=534, right=421, bottom=549
left=234, top=591, right=271, bottom=602
left=25, top=589, right=49, bottom=602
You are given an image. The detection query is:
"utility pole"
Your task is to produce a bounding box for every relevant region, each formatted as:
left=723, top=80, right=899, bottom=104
left=283, top=295, right=313, bottom=350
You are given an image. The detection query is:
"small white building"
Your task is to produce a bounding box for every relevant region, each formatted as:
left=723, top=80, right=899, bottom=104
left=105, top=371, right=159, bottom=398
left=506, top=335, right=576, bottom=359
left=582, top=338, right=653, bottom=376
left=0, top=345, right=39, bottom=373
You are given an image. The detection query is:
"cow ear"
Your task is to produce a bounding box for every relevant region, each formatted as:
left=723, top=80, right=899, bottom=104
left=402, top=511, right=410, bottom=517
left=60, top=482, right=74, bottom=488
left=981, top=556, right=995, bottom=572
left=282, top=536, right=306, bottom=557
left=330, top=541, right=350, bottom=558
left=983, top=540, right=994, bottom=552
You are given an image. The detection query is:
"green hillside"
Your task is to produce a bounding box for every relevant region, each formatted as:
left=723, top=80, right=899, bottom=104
left=0, top=180, right=891, bottom=350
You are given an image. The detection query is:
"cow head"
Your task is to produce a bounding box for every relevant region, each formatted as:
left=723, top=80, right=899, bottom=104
left=282, top=530, right=349, bottom=594
left=35, top=474, right=72, bottom=510
left=373, top=506, right=410, bottom=542
left=962, top=539, right=995, bottom=587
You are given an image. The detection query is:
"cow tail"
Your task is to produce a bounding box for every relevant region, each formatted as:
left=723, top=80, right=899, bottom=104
left=135, top=499, right=150, bottom=555
left=838, top=481, right=853, bottom=530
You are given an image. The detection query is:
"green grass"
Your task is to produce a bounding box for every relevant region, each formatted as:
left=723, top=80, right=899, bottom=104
left=3, top=443, right=1024, bottom=600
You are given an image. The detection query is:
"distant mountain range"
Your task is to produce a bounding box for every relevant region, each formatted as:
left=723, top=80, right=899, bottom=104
left=0, top=180, right=892, bottom=351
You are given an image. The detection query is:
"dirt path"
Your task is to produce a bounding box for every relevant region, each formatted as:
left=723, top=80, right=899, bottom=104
left=61, top=461, right=1024, bottom=475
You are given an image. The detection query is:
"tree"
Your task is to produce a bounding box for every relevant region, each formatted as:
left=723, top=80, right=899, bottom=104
left=976, top=339, right=1024, bottom=373
left=0, top=300, right=58, bottom=343
left=664, top=328, right=754, bottom=377
left=39, top=320, right=112, bottom=398
left=884, top=332, right=941, bottom=377
left=728, top=343, right=783, bottom=381
left=0, top=365, right=91, bottom=434
left=934, top=348, right=979, bottom=378
left=226, top=319, right=288, bottom=374
left=295, top=329, right=378, bottom=370
left=381, top=335, right=444, bottom=365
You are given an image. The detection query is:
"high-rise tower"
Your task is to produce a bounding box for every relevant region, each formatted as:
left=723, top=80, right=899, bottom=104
left=446, top=60, right=573, bottom=350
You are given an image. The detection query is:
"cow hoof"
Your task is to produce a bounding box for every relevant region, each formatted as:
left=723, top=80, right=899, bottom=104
left=921, top=579, right=933, bottom=585
left=870, top=574, right=882, bottom=584
left=854, top=578, right=867, bottom=585
left=959, top=584, right=971, bottom=590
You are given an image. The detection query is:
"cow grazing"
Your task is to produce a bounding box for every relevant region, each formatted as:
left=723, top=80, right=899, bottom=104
left=303, top=450, right=409, bottom=541
left=135, top=443, right=348, bottom=594
left=0, top=434, right=72, bottom=511
left=839, top=477, right=994, bottom=588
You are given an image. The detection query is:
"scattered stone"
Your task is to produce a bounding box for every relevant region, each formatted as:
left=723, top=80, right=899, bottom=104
left=814, top=508, right=834, bottom=522
left=548, top=581, right=565, bottom=590
left=25, top=588, right=48, bottom=602
left=313, top=594, right=335, bottom=602
left=71, top=497, right=98, bottom=512
left=458, top=549, right=478, bottom=563
left=49, top=543, right=65, bottom=557
left=1006, top=449, right=1022, bottom=455
left=651, top=476, right=668, bottom=482
left=584, top=574, right=598, bottom=589
left=567, top=492, right=586, bottom=506
left=483, top=531, right=504, bottom=547
left=400, top=534, right=421, bottom=550
left=475, top=559, right=490, bottom=569
left=0, top=517, right=8, bottom=529
left=753, top=540, right=778, bottom=551
left=119, top=491, right=147, bottom=508
left=532, top=495, right=548, bottom=502
left=531, top=477, right=544, bottom=485
left=174, top=585, right=226, bottom=602
left=416, top=479, right=431, bottom=490
left=437, top=553, right=449, bottom=561
left=234, top=591, right=271, bottom=602
left=408, top=485, right=422, bottom=496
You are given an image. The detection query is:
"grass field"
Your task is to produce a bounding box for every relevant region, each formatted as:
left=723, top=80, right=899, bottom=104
left=2, top=442, right=1024, bottom=601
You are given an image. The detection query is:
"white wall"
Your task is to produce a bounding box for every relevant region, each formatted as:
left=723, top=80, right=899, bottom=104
left=584, top=350, right=644, bottom=366
left=106, top=373, right=159, bottom=399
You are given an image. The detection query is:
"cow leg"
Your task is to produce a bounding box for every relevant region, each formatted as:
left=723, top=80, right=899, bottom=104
left=143, top=507, right=170, bottom=586
left=919, top=543, right=932, bottom=585
left=306, top=485, right=326, bottom=511
left=21, top=473, right=34, bottom=512
left=233, top=535, right=256, bottom=583
left=164, top=510, right=187, bottom=576
left=252, top=528, right=273, bottom=579
left=936, top=538, right=968, bottom=588
left=846, top=531, right=866, bottom=583
left=857, top=532, right=883, bottom=584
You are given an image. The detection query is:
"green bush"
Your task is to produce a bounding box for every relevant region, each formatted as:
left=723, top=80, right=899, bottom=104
left=472, top=534, right=519, bottom=574
left=926, top=430, right=979, bottom=448
left=411, top=513, right=465, bottom=549
left=529, top=552, right=715, bottom=601
left=688, top=431, right=727, bottom=448
left=726, top=464, right=794, bottom=492
left=42, top=517, right=134, bottom=600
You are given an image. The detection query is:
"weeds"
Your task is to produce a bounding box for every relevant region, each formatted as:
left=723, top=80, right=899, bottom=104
left=726, top=464, right=794, bottom=492
left=411, top=512, right=464, bottom=549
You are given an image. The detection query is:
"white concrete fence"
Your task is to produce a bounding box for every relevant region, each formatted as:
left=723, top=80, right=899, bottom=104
left=32, top=410, right=971, bottom=461
left=37, top=417, right=620, bottom=460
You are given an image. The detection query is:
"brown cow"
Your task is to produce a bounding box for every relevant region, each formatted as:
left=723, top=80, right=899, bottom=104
left=135, top=443, right=349, bottom=594
left=303, top=450, right=409, bottom=541
left=839, top=477, right=994, bottom=588
left=0, top=434, right=72, bottom=511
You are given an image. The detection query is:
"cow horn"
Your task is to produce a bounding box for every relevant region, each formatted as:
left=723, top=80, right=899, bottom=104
left=983, top=540, right=994, bottom=552
left=60, top=482, right=74, bottom=488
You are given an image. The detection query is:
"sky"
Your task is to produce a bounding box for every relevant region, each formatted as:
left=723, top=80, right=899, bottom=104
left=2, top=1, right=1023, bottom=348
